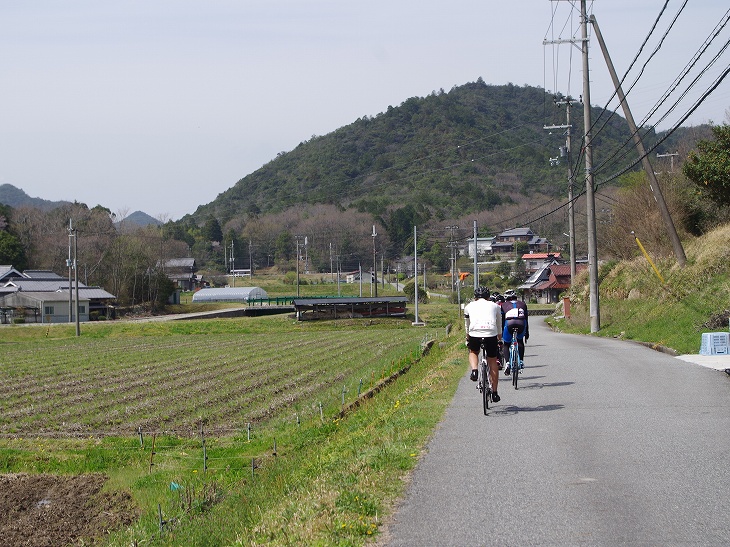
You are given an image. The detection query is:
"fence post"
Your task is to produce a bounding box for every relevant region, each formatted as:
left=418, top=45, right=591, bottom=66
left=148, top=434, right=157, bottom=473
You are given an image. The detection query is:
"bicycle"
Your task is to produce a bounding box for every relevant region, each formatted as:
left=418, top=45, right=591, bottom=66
left=477, top=341, right=493, bottom=415
left=506, top=326, right=521, bottom=389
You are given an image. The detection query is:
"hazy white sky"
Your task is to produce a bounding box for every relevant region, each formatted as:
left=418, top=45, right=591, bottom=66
left=1, top=1, right=728, bottom=220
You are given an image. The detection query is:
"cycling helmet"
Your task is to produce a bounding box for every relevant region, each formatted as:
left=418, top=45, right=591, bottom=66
left=504, top=289, right=517, bottom=300
left=474, top=286, right=490, bottom=300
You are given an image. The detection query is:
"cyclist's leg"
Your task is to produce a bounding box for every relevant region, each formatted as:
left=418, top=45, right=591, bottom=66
left=502, top=324, right=514, bottom=375
left=467, top=337, right=479, bottom=381
left=510, top=332, right=519, bottom=388
left=517, top=324, right=526, bottom=368
left=485, top=337, right=500, bottom=401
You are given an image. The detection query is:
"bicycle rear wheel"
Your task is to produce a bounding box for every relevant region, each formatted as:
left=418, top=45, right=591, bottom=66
left=479, top=349, right=489, bottom=414
left=511, top=342, right=519, bottom=389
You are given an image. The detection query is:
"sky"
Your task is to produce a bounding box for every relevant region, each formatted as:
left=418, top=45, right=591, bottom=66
left=0, top=1, right=728, bottom=221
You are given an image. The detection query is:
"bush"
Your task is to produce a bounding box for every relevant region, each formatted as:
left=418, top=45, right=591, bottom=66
left=403, top=281, right=429, bottom=304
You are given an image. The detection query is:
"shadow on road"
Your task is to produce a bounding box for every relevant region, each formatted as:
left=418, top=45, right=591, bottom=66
left=489, top=403, right=565, bottom=415
left=518, top=380, right=575, bottom=390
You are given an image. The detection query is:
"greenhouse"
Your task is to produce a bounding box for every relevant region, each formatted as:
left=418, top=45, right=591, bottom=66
left=192, top=287, right=269, bottom=303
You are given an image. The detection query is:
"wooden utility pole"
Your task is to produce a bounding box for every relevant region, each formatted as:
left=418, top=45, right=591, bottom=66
left=590, top=15, right=686, bottom=267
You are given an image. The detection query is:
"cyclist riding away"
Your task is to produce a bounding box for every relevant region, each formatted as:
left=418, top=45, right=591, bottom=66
left=465, top=286, right=503, bottom=402
left=500, top=289, right=529, bottom=376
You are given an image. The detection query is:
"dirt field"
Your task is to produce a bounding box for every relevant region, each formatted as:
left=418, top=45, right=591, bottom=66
left=0, top=473, right=138, bottom=546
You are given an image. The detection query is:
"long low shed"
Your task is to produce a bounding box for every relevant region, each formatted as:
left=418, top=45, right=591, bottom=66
left=292, top=297, right=407, bottom=321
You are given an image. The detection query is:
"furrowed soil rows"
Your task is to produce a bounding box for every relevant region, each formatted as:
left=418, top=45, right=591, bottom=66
left=0, top=328, right=424, bottom=437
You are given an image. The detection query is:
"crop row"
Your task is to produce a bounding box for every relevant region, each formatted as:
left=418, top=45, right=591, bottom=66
left=0, top=328, right=428, bottom=437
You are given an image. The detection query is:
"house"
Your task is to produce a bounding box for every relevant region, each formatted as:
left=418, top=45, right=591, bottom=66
left=0, top=265, right=24, bottom=284
left=520, top=263, right=587, bottom=304
left=346, top=271, right=377, bottom=284
left=490, top=228, right=552, bottom=255
left=463, top=237, right=495, bottom=259
left=0, top=267, right=116, bottom=323
left=1, top=290, right=90, bottom=324
left=162, top=258, right=199, bottom=291
left=392, top=256, right=416, bottom=278
left=522, top=252, right=562, bottom=274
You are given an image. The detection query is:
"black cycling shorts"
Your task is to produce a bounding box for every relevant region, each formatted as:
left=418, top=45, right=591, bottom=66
left=467, top=336, right=500, bottom=358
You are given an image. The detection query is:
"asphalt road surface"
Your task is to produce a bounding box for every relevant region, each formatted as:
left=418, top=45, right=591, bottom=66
left=382, top=320, right=730, bottom=546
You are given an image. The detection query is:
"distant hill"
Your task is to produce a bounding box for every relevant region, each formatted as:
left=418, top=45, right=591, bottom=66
left=185, top=81, right=645, bottom=227
left=0, top=184, right=71, bottom=211
left=116, top=211, right=162, bottom=228
left=0, top=184, right=162, bottom=228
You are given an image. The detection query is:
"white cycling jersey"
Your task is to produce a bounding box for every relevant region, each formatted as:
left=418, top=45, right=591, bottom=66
left=464, top=298, right=502, bottom=337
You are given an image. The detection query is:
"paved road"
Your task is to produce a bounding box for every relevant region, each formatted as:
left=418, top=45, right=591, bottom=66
left=382, top=321, right=730, bottom=546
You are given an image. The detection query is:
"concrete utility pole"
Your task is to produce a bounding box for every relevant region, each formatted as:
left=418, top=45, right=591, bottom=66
left=446, top=225, right=459, bottom=291
left=73, top=227, right=79, bottom=337
left=657, top=152, right=679, bottom=173
left=412, top=225, right=424, bottom=326
left=372, top=225, right=377, bottom=297
left=295, top=236, right=303, bottom=297
left=249, top=239, right=253, bottom=278
left=581, top=0, right=600, bottom=332
left=230, top=239, right=235, bottom=288
left=591, top=15, right=686, bottom=268
left=544, top=95, right=579, bottom=284
left=68, top=220, right=73, bottom=323
left=473, top=220, right=478, bottom=291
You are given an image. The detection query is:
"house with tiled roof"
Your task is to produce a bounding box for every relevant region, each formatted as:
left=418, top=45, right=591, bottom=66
left=0, top=267, right=116, bottom=323
left=162, top=258, right=199, bottom=291
left=522, top=252, right=562, bottom=274
left=520, top=263, right=587, bottom=304
left=489, top=228, right=552, bottom=256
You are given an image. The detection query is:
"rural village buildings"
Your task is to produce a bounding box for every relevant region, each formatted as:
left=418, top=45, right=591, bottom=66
left=0, top=266, right=116, bottom=324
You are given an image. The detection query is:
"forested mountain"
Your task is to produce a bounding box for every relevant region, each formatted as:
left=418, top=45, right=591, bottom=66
left=187, top=81, right=642, bottom=227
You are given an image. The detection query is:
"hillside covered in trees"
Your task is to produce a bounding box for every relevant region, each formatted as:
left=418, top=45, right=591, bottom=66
left=186, top=81, right=638, bottom=234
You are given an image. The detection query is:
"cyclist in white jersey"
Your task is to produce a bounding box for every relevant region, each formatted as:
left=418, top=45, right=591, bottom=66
left=464, top=286, right=503, bottom=402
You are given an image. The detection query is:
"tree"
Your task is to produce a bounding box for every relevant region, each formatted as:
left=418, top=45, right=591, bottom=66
left=202, top=216, right=223, bottom=243
left=0, top=230, right=27, bottom=269
left=275, top=231, right=294, bottom=262
left=683, top=124, right=730, bottom=207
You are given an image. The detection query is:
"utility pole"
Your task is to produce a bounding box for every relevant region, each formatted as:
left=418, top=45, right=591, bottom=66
left=230, top=239, right=235, bottom=288
left=657, top=152, right=679, bottom=173
left=473, top=220, right=478, bottom=291
left=581, top=0, right=600, bottom=332
left=544, top=96, right=579, bottom=284
left=412, top=225, right=424, bottom=326
left=446, top=225, right=459, bottom=291
left=295, top=236, right=304, bottom=297
left=67, top=219, right=73, bottom=323
left=73, top=226, right=79, bottom=336
left=330, top=242, right=334, bottom=284
left=591, top=15, right=686, bottom=267
left=372, top=225, right=377, bottom=297
left=249, top=240, right=253, bottom=278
